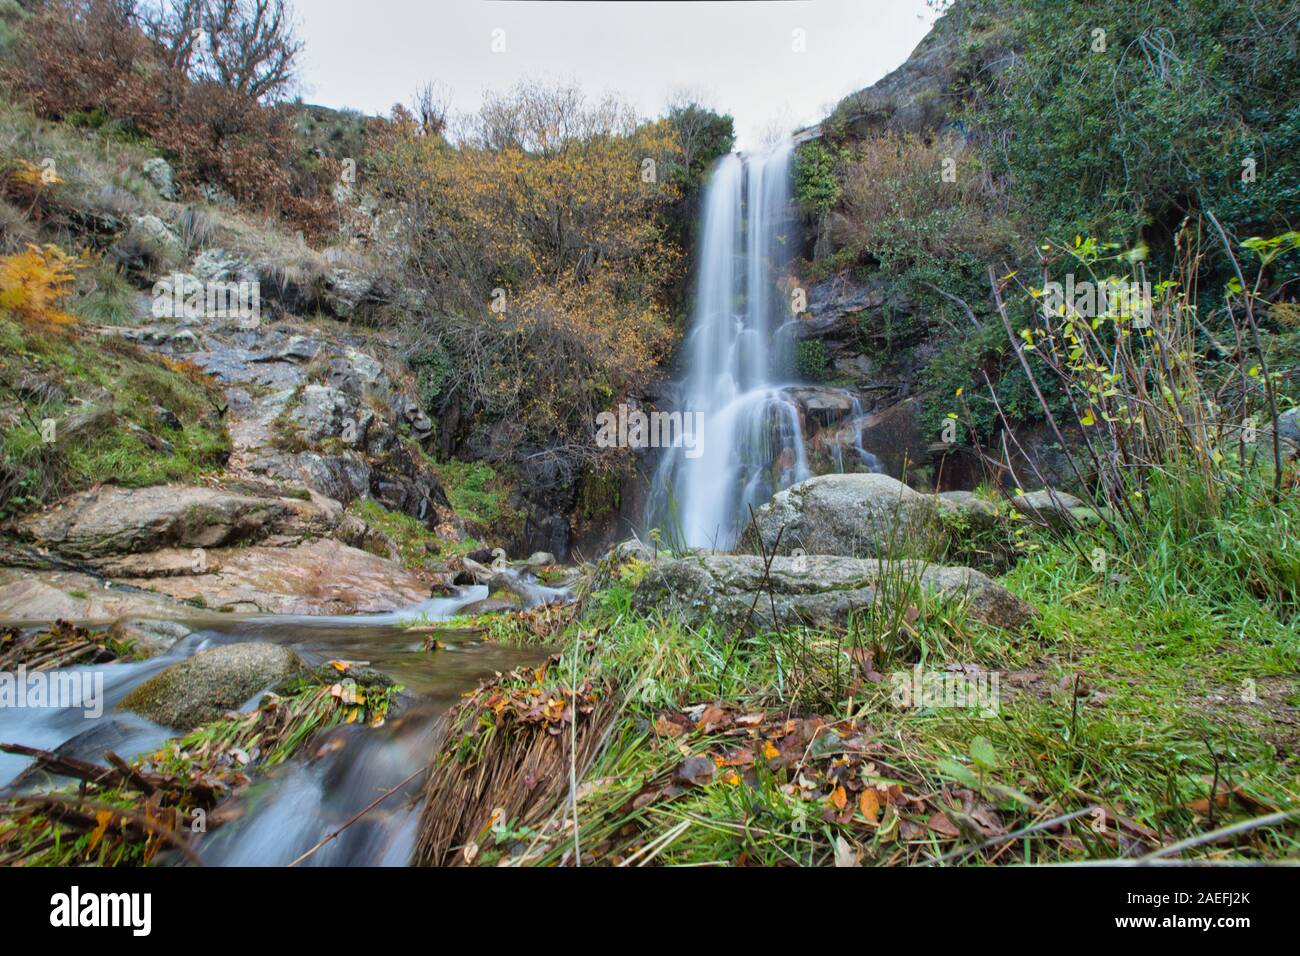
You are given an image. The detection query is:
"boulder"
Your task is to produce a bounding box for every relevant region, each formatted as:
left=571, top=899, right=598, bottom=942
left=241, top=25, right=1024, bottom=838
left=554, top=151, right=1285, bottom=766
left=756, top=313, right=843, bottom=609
left=1011, top=489, right=1084, bottom=529
left=116, top=538, right=435, bottom=616
left=289, top=384, right=354, bottom=443
left=141, top=158, right=178, bottom=201
left=0, top=569, right=196, bottom=623
left=935, top=490, right=1001, bottom=530
left=121, top=642, right=305, bottom=729
left=192, top=248, right=258, bottom=286
left=297, top=451, right=371, bottom=504
left=749, top=472, right=939, bottom=558
left=17, top=485, right=337, bottom=560
left=632, top=553, right=1036, bottom=632
left=107, top=618, right=193, bottom=658
left=124, top=214, right=184, bottom=265
left=321, top=269, right=375, bottom=318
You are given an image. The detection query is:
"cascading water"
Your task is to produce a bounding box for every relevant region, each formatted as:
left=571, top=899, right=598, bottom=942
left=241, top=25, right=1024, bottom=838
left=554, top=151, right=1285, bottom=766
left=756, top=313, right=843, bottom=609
left=649, top=142, right=811, bottom=549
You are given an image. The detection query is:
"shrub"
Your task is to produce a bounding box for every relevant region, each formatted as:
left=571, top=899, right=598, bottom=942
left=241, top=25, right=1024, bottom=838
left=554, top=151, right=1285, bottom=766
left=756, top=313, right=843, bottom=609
left=0, top=0, right=339, bottom=241
left=369, top=82, right=687, bottom=477
left=793, top=140, right=841, bottom=216
left=794, top=339, right=829, bottom=380
left=0, top=244, right=80, bottom=328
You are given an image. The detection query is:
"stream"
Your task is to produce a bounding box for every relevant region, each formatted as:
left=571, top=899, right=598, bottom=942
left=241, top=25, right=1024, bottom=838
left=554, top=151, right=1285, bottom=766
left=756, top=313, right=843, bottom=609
left=0, top=581, right=555, bottom=866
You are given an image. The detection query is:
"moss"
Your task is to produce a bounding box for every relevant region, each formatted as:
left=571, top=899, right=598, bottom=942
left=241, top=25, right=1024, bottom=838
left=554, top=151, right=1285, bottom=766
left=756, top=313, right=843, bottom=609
left=578, top=468, right=621, bottom=521
left=431, top=457, right=515, bottom=528
left=347, top=497, right=479, bottom=569
left=0, top=317, right=230, bottom=518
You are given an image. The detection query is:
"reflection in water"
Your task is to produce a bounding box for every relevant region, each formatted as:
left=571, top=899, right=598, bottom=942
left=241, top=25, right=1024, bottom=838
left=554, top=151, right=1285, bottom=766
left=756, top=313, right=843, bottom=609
left=0, top=584, right=554, bottom=866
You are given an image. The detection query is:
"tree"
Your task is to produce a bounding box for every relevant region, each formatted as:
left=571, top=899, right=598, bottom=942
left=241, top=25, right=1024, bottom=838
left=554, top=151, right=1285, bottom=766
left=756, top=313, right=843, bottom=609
left=664, top=92, right=734, bottom=188
left=141, top=0, right=302, bottom=101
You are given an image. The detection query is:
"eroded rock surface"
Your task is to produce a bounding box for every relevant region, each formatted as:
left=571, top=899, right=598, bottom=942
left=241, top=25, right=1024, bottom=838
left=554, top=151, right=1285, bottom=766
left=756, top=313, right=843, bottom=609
left=633, top=552, right=1036, bottom=632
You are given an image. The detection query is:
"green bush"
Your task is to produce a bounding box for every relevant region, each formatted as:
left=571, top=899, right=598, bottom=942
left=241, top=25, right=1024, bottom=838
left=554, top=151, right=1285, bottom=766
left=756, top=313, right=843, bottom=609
left=793, top=140, right=841, bottom=216
left=794, top=339, right=829, bottom=380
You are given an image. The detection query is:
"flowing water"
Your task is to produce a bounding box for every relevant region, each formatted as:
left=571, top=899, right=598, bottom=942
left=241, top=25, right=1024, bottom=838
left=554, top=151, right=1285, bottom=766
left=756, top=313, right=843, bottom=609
left=648, top=142, right=812, bottom=549
left=0, top=583, right=555, bottom=866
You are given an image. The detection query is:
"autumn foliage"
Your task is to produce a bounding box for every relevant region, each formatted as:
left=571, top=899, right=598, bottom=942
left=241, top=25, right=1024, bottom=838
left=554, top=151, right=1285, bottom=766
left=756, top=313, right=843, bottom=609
left=0, top=244, right=81, bottom=328
left=371, top=84, right=690, bottom=483
left=0, top=0, right=338, bottom=240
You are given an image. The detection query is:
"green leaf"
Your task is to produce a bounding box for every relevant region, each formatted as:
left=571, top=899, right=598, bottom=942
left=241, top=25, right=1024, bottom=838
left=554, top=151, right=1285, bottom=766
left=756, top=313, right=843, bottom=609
left=936, top=757, right=980, bottom=788
left=970, top=735, right=999, bottom=771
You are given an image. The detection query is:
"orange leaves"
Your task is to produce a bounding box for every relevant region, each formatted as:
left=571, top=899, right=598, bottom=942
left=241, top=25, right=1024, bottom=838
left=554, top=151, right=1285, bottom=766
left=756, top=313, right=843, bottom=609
left=467, top=655, right=603, bottom=736
left=0, top=244, right=81, bottom=329
left=859, top=787, right=882, bottom=824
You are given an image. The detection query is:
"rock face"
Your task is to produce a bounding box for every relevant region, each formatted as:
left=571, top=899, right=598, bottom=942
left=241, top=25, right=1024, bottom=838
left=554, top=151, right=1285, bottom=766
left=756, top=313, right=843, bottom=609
left=121, top=642, right=305, bottom=729
left=632, top=553, right=1036, bottom=632
left=749, top=473, right=939, bottom=558
left=0, top=569, right=197, bottom=623
left=17, top=485, right=339, bottom=560
left=112, top=538, right=435, bottom=615
left=141, top=158, right=178, bottom=200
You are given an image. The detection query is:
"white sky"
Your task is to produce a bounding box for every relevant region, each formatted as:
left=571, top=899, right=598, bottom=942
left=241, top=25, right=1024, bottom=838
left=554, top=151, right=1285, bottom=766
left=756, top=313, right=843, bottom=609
left=294, top=0, right=937, bottom=150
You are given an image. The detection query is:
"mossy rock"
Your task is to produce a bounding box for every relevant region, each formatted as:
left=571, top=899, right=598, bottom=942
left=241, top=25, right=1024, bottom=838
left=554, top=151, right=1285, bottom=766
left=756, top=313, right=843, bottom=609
left=121, top=642, right=305, bottom=729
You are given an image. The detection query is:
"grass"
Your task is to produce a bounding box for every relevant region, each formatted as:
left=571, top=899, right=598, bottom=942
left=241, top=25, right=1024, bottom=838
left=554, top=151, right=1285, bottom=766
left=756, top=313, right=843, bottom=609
left=72, top=257, right=138, bottom=325
left=0, top=669, right=402, bottom=867
left=426, top=466, right=1299, bottom=866
left=346, top=496, right=481, bottom=568
left=429, top=457, right=515, bottom=529
left=0, top=314, right=230, bottom=517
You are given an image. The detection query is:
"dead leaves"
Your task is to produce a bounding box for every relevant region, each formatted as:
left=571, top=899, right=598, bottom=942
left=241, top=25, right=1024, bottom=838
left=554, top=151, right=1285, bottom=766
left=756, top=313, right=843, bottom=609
left=639, top=703, right=926, bottom=844
left=473, top=657, right=601, bottom=737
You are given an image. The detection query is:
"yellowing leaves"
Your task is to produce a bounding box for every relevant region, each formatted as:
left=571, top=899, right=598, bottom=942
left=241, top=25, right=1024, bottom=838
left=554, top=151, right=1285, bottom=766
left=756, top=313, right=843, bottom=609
left=0, top=244, right=81, bottom=329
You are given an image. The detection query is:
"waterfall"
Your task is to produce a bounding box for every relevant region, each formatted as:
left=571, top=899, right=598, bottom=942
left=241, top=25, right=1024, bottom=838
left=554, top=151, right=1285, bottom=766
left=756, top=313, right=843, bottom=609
left=648, top=142, right=810, bottom=549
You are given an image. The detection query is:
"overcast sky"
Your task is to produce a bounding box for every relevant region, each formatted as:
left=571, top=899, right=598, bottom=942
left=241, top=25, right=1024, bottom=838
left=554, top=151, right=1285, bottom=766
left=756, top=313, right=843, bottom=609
left=295, top=0, right=937, bottom=150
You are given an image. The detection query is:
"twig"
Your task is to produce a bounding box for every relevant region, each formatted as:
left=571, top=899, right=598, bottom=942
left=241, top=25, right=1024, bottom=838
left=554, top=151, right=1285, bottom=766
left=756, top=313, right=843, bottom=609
left=1139, top=808, right=1300, bottom=862
left=288, top=766, right=425, bottom=867
left=3, top=793, right=204, bottom=866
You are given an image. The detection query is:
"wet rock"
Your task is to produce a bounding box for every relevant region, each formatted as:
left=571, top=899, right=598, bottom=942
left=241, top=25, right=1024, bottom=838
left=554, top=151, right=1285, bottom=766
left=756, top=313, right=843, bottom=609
left=749, top=472, right=939, bottom=558
left=855, top=398, right=934, bottom=483
left=107, top=618, right=193, bottom=658
left=305, top=662, right=395, bottom=690
left=122, top=642, right=306, bottom=729
left=458, top=595, right=523, bottom=616
left=786, top=386, right=857, bottom=427
left=632, top=553, right=1036, bottom=632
